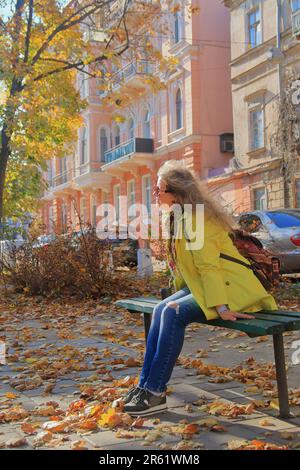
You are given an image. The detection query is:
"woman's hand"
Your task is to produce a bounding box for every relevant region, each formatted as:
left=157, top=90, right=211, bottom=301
left=219, top=311, right=255, bottom=321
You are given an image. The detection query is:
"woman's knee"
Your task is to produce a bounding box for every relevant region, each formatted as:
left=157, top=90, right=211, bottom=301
left=161, top=301, right=183, bottom=324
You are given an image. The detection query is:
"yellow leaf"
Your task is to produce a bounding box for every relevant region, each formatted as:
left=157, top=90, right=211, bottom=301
left=25, top=357, right=38, bottom=363
left=97, top=408, right=122, bottom=428
left=245, top=386, right=259, bottom=394
left=5, top=392, right=18, bottom=399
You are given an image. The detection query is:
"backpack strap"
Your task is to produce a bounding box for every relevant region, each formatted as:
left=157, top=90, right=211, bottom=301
left=220, top=252, right=254, bottom=271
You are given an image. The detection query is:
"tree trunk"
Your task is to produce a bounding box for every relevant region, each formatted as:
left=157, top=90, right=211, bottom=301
left=0, top=121, right=12, bottom=223
left=0, top=79, right=24, bottom=222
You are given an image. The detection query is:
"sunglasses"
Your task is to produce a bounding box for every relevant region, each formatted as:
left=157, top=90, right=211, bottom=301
left=153, top=186, right=173, bottom=197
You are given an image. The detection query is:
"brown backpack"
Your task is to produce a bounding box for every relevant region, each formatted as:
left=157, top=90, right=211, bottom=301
left=220, top=229, right=281, bottom=291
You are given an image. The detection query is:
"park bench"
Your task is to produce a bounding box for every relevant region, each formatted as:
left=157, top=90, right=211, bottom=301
left=116, top=288, right=300, bottom=420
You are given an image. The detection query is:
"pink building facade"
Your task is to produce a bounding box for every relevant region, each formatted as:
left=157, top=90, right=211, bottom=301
left=41, top=1, right=234, bottom=237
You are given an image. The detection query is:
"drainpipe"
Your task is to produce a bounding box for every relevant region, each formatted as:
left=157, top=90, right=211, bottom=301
left=276, top=0, right=289, bottom=207
left=276, top=0, right=283, bottom=99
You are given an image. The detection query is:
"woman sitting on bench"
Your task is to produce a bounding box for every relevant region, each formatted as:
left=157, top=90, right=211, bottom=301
left=113, top=160, right=278, bottom=417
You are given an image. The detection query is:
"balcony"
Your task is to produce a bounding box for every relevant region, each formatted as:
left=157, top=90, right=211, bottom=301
left=292, top=9, right=300, bottom=38
left=112, top=60, right=155, bottom=90
left=73, top=163, right=112, bottom=191
left=52, top=172, right=68, bottom=187
left=104, top=138, right=154, bottom=163
left=42, top=171, right=71, bottom=200
left=83, top=28, right=109, bottom=43
left=102, top=138, right=154, bottom=175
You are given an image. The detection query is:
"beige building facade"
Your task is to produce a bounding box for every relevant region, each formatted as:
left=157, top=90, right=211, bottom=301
left=211, top=0, right=300, bottom=212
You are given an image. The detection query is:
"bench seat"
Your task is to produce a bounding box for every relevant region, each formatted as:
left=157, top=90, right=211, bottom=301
left=116, top=295, right=300, bottom=419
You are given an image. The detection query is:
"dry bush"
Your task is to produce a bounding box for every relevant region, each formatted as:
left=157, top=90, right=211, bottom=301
left=0, top=226, right=135, bottom=298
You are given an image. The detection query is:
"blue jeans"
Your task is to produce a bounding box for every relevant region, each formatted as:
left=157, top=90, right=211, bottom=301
left=138, top=286, right=207, bottom=394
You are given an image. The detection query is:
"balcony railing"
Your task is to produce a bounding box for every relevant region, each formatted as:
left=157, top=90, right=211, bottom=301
left=49, top=171, right=68, bottom=188
left=292, top=9, right=300, bottom=37
left=73, top=163, right=102, bottom=178
left=83, top=28, right=108, bottom=42
left=104, top=137, right=154, bottom=163
left=112, top=60, right=155, bottom=90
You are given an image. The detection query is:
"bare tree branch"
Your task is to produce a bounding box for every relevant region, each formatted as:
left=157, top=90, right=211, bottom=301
left=30, top=1, right=111, bottom=67
left=31, top=1, right=131, bottom=83
left=24, top=0, right=34, bottom=63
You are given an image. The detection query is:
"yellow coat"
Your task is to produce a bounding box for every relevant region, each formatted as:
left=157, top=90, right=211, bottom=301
left=168, top=210, right=278, bottom=321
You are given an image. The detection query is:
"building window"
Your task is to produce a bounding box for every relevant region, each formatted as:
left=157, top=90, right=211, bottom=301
left=79, top=71, right=89, bottom=98
left=127, top=180, right=136, bottom=218
left=102, top=191, right=109, bottom=229
left=128, top=118, right=135, bottom=140
left=100, top=128, right=108, bottom=162
left=114, top=185, right=121, bottom=223
left=175, top=88, right=183, bottom=130
left=80, top=197, right=87, bottom=224
left=173, top=7, right=184, bottom=44
left=91, top=195, right=97, bottom=227
left=253, top=187, right=267, bottom=210
left=250, top=108, right=264, bottom=150
left=142, top=175, right=152, bottom=218
left=174, top=11, right=181, bottom=43
left=114, top=125, right=120, bottom=147
left=143, top=110, right=151, bottom=138
left=248, top=7, right=261, bottom=48
left=59, top=157, right=67, bottom=183
left=47, top=160, right=53, bottom=186
left=49, top=205, right=54, bottom=231
left=80, top=128, right=88, bottom=165
left=61, top=201, right=68, bottom=233
left=296, top=180, right=300, bottom=207
left=292, top=0, right=300, bottom=12
left=70, top=200, right=76, bottom=229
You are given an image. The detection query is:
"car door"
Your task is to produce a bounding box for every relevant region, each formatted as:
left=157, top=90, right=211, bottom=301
left=264, top=211, right=300, bottom=253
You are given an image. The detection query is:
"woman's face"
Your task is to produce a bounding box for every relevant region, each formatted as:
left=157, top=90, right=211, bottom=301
left=154, top=177, right=177, bottom=207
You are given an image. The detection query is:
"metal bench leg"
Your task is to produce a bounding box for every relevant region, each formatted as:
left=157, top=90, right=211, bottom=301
left=273, top=333, right=291, bottom=419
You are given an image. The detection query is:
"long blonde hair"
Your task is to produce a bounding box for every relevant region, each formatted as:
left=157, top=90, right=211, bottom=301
left=157, top=160, right=235, bottom=233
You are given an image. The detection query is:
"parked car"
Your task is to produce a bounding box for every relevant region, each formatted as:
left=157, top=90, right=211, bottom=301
left=236, top=209, right=300, bottom=274
left=32, top=233, right=57, bottom=249
left=61, top=228, right=138, bottom=268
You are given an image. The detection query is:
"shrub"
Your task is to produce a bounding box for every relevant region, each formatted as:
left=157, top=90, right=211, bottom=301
left=0, top=226, right=135, bottom=298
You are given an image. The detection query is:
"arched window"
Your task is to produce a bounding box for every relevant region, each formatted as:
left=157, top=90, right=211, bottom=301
left=114, top=125, right=120, bottom=147
left=128, top=118, right=135, bottom=140
left=143, top=110, right=151, bottom=138
left=80, top=128, right=87, bottom=165
left=100, top=128, right=108, bottom=162
left=175, top=89, right=183, bottom=130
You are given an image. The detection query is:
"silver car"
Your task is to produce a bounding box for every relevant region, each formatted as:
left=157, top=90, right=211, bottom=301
left=236, top=209, right=300, bottom=274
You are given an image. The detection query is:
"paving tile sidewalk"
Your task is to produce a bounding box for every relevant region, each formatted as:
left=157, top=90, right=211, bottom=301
left=0, top=311, right=300, bottom=450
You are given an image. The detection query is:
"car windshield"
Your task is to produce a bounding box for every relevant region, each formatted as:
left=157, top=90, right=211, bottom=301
left=266, top=211, right=300, bottom=228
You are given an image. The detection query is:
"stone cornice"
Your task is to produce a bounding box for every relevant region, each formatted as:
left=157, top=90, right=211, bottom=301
left=223, top=0, right=245, bottom=10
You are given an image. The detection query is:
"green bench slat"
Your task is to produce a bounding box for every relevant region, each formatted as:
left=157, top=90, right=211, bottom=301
left=123, top=297, right=160, bottom=304
left=260, top=310, right=300, bottom=319
left=206, top=318, right=284, bottom=336
left=116, top=300, right=156, bottom=315
left=116, top=299, right=286, bottom=336
left=252, top=313, right=300, bottom=331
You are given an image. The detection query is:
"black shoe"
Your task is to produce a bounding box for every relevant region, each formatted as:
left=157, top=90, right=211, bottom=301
left=111, top=386, right=143, bottom=408
left=123, top=388, right=167, bottom=417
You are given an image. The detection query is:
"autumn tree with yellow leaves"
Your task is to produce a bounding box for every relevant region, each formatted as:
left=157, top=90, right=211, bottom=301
left=0, top=0, right=194, bottom=221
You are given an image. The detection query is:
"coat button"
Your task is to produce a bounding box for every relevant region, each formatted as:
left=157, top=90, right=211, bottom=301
left=225, top=281, right=230, bottom=286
